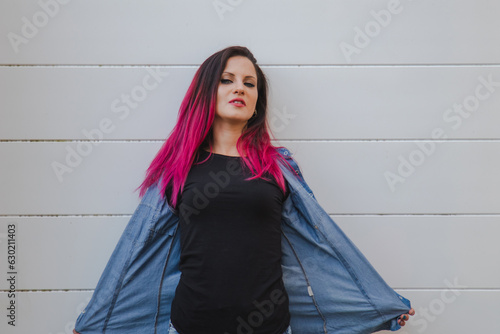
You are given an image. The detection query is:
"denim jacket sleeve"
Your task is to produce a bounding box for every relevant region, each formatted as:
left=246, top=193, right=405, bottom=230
left=74, top=147, right=411, bottom=334
left=276, top=147, right=412, bottom=333
left=74, top=180, right=182, bottom=334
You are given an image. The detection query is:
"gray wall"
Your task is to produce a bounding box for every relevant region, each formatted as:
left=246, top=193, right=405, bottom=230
left=1, top=1, right=499, bottom=333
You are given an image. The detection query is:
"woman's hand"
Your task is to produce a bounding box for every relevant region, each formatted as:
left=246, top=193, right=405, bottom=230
left=73, top=330, right=80, bottom=334
left=397, top=308, right=415, bottom=326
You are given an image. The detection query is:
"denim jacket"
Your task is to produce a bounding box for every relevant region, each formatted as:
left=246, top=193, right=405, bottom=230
left=74, top=147, right=411, bottom=334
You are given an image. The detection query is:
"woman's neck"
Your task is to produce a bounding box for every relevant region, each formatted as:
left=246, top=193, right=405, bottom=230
left=207, top=121, right=245, bottom=157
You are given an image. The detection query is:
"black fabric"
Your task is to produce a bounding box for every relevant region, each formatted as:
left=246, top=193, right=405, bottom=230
left=168, top=149, right=290, bottom=334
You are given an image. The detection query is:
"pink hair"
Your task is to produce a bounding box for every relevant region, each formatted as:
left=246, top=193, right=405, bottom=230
left=135, top=46, right=295, bottom=209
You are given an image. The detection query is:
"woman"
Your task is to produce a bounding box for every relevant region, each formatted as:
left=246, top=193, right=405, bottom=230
left=73, top=46, right=414, bottom=334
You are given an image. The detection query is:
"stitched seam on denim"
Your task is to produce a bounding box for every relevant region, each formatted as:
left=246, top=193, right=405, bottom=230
left=103, top=195, right=162, bottom=332
left=281, top=230, right=328, bottom=334
left=144, top=209, right=162, bottom=245
left=311, top=206, right=386, bottom=322
left=102, top=246, right=133, bottom=333
left=103, top=209, right=159, bottom=331
left=154, top=222, right=180, bottom=333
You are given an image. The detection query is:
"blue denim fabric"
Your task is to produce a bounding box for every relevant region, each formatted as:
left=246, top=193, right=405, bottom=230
left=74, top=147, right=411, bottom=334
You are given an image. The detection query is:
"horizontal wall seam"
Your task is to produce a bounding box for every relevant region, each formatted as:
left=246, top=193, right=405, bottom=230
left=1, top=64, right=500, bottom=68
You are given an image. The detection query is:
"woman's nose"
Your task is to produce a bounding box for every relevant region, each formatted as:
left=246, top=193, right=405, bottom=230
left=233, top=81, right=245, bottom=94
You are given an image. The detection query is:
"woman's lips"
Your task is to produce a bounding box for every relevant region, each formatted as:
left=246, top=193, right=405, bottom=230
left=229, top=99, right=246, bottom=106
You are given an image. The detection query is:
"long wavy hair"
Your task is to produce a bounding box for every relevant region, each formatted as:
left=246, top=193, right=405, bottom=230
left=135, top=46, right=295, bottom=209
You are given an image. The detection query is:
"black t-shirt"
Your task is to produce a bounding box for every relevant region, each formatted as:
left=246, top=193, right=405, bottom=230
left=168, top=149, right=291, bottom=334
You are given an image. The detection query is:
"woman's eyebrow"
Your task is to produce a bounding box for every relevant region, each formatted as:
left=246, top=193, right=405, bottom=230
left=222, top=72, right=256, bottom=80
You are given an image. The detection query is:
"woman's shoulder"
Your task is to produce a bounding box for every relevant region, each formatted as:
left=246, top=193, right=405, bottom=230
left=274, top=146, right=298, bottom=171
left=275, top=146, right=292, bottom=158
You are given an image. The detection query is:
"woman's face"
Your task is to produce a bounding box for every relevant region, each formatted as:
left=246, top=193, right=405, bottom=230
left=215, top=56, right=258, bottom=127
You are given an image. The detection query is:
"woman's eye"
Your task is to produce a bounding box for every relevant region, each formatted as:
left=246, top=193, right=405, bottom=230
left=220, top=79, right=255, bottom=88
